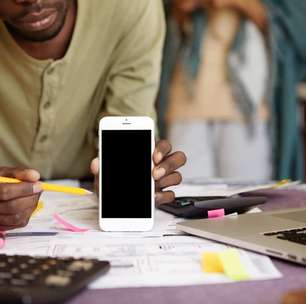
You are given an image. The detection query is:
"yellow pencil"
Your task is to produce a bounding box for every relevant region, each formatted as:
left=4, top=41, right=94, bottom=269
left=0, top=176, right=92, bottom=195
left=272, top=179, right=291, bottom=189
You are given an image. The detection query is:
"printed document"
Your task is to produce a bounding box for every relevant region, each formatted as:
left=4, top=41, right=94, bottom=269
left=0, top=180, right=282, bottom=289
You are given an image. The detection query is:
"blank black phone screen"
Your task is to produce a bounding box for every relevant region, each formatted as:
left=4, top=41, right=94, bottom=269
left=101, top=130, right=152, bottom=218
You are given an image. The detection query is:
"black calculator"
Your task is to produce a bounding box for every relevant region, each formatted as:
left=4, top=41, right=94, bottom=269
left=0, top=254, right=110, bottom=304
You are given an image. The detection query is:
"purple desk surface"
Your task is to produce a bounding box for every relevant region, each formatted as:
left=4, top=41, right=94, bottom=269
left=69, top=189, right=306, bottom=304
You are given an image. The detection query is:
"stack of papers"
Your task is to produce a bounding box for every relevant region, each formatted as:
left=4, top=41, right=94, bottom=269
left=169, top=181, right=299, bottom=197
left=51, top=237, right=281, bottom=289
left=0, top=180, right=282, bottom=289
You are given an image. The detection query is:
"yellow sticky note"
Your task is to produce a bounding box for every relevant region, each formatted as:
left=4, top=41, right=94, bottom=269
left=218, top=249, right=249, bottom=281
left=201, top=252, right=224, bottom=273
left=32, top=201, right=44, bottom=217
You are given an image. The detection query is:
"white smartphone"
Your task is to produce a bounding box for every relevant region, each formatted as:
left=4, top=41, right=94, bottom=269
left=99, top=116, right=155, bottom=231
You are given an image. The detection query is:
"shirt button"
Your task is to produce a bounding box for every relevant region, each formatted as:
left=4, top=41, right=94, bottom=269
left=40, top=135, right=48, bottom=143
left=43, top=101, right=51, bottom=110
left=47, top=67, right=55, bottom=75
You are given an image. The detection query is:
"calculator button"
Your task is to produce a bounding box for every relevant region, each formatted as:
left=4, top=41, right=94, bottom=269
left=8, top=257, right=15, bottom=263
left=28, top=259, right=38, bottom=265
left=20, top=263, right=29, bottom=269
left=11, top=268, right=19, bottom=274
left=57, top=270, right=74, bottom=277
left=41, top=264, right=50, bottom=270
left=10, top=279, right=27, bottom=286
left=21, top=273, right=36, bottom=281
left=32, top=269, right=42, bottom=276
left=68, top=261, right=93, bottom=271
left=0, top=272, right=12, bottom=279
left=45, top=275, right=71, bottom=287
left=46, top=259, right=58, bottom=266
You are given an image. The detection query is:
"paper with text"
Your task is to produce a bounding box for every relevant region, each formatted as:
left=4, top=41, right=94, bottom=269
left=0, top=180, right=281, bottom=289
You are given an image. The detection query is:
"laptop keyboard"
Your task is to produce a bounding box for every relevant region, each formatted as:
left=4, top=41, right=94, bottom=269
left=264, top=227, right=306, bottom=245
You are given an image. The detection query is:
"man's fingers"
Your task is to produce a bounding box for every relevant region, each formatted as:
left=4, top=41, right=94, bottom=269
left=0, top=213, right=24, bottom=227
left=153, top=140, right=172, bottom=164
left=155, top=191, right=175, bottom=207
left=90, top=158, right=99, bottom=196
left=94, top=175, right=99, bottom=196
left=90, top=158, right=99, bottom=175
left=0, top=182, right=42, bottom=201
left=0, top=206, right=37, bottom=230
left=0, top=207, right=34, bottom=228
left=15, top=169, right=40, bottom=182
left=153, top=141, right=185, bottom=204
left=0, top=194, right=40, bottom=214
left=0, top=167, right=40, bottom=182
left=155, top=172, right=182, bottom=189
left=153, top=151, right=186, bottom=180
left=0, top=225, right=18, bottom=231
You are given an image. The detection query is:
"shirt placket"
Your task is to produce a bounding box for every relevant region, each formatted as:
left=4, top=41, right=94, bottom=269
left=32, top=62, right=59, bottom=179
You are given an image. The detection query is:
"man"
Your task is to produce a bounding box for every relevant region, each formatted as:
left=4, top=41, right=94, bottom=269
left=0, top=0, right=186, bottom=230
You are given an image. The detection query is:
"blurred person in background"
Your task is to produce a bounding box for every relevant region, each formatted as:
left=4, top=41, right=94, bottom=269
left=158, top=0, right=306, bottom=182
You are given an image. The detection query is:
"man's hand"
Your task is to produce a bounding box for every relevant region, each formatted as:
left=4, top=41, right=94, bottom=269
left=153, top=140, right=186, bottom=206
left=90, top=140, right=186, bottom=205
left=91, top=159, right=99, bottom=195
left=0, top=167, right=42, bottom=230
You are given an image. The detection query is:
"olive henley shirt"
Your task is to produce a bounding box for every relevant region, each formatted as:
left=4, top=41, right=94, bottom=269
left=0, top=0, right=165, bottom=179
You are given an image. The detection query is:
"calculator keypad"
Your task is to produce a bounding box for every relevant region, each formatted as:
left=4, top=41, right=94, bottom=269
left=0, top=254, right=104, bottom=289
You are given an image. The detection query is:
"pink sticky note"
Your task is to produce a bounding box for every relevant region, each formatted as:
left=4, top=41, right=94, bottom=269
left=208, top=209, right=225, bottom=219
left=53, top=213, right=89, bottom=232
left=0, top=231, right=5, bottom=249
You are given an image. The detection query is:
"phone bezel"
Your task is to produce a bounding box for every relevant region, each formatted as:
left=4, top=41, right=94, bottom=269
left=98, top=116, right=155, bottom=231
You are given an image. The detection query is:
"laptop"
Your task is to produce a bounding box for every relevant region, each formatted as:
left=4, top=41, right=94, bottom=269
left=177, top=207, right=306, bottom=265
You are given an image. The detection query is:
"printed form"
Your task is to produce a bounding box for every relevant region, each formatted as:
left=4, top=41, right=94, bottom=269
left=0, top=181, right=282, bottom=289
